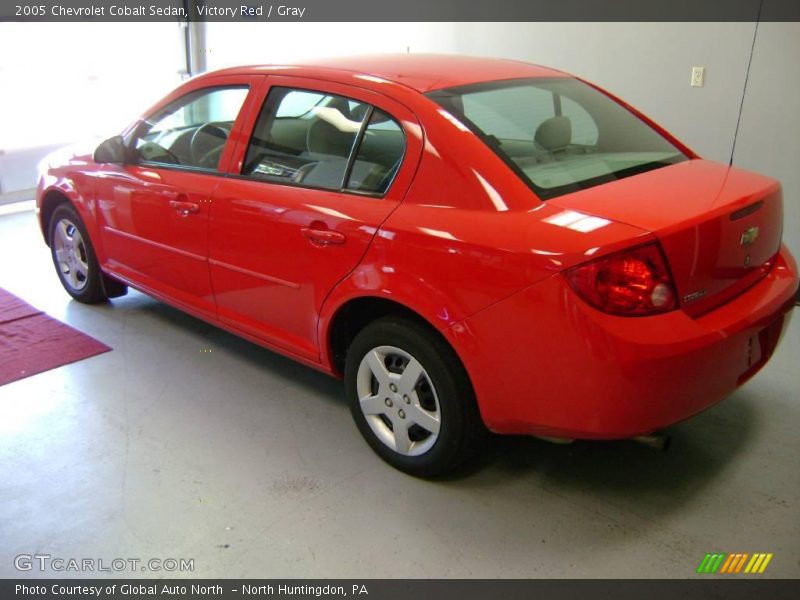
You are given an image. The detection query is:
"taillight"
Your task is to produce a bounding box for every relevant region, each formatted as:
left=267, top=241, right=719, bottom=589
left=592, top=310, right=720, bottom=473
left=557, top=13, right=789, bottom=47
left=564, top=242, right=678, bottom=316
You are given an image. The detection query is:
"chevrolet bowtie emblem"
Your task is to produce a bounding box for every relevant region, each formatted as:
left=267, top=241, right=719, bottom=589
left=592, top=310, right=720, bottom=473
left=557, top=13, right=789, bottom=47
left=740, top=226, right=759, bottom=246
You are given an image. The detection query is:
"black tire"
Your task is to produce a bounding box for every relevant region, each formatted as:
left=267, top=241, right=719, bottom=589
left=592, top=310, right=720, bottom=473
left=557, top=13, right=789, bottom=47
left=345, top=317, right=486, bottom=477
left=48, top=204, right=109, bottom=304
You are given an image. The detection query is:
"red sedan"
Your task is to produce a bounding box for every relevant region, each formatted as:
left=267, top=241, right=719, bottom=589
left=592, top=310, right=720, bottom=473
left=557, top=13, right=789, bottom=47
left=36, top=55, right=798, bottom=476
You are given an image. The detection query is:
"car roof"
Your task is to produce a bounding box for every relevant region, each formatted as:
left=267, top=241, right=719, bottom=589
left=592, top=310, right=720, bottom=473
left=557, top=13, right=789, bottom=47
left=203, top=54, right=569, bottom=93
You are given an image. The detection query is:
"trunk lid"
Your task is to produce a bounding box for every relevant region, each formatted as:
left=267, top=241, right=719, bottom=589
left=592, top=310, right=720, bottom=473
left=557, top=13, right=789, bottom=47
left=550, top=159, right=783, bottom=316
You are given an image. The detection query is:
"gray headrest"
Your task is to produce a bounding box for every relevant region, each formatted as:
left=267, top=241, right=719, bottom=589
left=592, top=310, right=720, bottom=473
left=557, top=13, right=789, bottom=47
left=307, top=120, right=354, bottom=156
left=535, top=116, right=572, bottom=151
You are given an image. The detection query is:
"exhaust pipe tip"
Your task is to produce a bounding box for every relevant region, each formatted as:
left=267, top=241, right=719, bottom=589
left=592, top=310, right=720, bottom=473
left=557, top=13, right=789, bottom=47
left=533, top=435, right=574, bottom=445
left=632, top=432, right=672, bottom=452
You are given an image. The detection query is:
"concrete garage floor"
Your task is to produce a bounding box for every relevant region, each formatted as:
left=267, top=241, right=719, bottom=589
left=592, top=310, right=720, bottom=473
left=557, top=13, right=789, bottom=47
left=0, top=205, right=798, bottom=579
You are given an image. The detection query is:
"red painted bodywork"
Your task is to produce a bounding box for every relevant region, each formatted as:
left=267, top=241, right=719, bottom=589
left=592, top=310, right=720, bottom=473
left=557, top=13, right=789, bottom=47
left=36, top=55, right=798, bottom=439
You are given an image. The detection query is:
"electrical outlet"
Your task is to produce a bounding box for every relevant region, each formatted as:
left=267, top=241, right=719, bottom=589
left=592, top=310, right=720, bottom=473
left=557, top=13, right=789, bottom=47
left=691, top=66, right=705, bottom=87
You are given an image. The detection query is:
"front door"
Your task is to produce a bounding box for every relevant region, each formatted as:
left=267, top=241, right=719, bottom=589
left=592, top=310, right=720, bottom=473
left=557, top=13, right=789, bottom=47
left=96, top=77, right=258, bottom=314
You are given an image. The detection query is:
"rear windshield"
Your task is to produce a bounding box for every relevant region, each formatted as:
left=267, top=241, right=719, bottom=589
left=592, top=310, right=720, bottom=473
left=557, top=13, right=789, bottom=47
left=427, top=78, right=688, bottom=200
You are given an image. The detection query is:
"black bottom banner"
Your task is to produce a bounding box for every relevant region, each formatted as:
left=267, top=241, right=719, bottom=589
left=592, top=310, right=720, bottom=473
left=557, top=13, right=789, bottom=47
left=2, top=579, right=798, bottom=600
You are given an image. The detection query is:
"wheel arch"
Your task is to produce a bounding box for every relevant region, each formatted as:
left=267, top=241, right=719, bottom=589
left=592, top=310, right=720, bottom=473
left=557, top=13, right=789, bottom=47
left=39, top=188, right=74, bottom=245
left=321, top=292, right=478, bottom=411
left=39, top=185, right=98, bottom=249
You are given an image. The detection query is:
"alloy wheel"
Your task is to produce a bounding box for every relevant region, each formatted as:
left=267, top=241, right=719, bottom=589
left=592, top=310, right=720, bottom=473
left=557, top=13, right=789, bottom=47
left=355, top=345, right=441, bottom=456
left=53, top=218, right=90, bottom=291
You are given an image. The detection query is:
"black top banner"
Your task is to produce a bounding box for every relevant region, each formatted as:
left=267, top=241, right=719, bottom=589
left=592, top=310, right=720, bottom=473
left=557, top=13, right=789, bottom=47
left=2, top=0, right=800, bottom=22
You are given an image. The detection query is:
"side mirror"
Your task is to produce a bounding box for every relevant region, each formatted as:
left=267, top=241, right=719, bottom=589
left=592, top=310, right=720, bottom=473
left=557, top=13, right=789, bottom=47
left=93, top=135, right=126, bottom=164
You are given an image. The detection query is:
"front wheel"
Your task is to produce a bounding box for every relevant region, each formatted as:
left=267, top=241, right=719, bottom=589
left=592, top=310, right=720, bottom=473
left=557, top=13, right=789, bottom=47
left=345, top=317, right=486, bottom=477
left=49, top=204, right=109, bottom=303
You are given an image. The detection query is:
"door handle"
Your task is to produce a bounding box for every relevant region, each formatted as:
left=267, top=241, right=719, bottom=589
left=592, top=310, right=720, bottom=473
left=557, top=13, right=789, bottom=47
left=301, top=228, right=346, bottom=246
left=169, top=200, right=200, bottom=217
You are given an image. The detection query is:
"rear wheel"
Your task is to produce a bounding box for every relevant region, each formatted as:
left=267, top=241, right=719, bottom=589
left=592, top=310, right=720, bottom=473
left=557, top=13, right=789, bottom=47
left=49, top=204, right=109, bottom=303
left=345, top=317, right=485, bottom=477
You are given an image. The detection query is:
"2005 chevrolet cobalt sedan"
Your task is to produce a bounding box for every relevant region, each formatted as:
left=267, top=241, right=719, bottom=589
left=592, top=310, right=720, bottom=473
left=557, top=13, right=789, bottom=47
left=37, top=55, right=798, bottom=476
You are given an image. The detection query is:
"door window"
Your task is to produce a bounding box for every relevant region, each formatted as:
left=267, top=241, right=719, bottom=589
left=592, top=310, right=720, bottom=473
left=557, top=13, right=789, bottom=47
left=243, top=87, right=405, bottom=195
left=345, top=109, right=405, bottom=194
left=131, top=86, right=249, bottom=171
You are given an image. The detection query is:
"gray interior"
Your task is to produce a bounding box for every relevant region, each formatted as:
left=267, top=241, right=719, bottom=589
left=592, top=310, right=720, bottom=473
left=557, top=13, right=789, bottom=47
left=244, top=93, right=404, bottom=194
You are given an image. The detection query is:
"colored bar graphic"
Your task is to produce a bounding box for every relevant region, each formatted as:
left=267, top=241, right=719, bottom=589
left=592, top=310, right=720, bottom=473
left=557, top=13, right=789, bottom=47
left=744, top=554, right=760, bottom=573
left=702, top=552, right=773, bottom=575
left=696, top=554, right=713, bottom=573
left=719, top=554, right=736, bottom=573
left=734, top=553, right=749, bottom=573
left=711, top=553, right=726, bottom=573
left=697, top=553, right=726, bottom=574
left=758, top=554, right=773, bottom=573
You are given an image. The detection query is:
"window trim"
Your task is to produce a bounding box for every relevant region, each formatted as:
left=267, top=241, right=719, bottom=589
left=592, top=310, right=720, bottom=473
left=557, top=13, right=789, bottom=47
left=239, top=85, right=407, bottom=199
left=340, top=105, right=375, bottom=190
left=426, top=77, right=688, bottom=200
left=127, top=84, right=251, bottom=175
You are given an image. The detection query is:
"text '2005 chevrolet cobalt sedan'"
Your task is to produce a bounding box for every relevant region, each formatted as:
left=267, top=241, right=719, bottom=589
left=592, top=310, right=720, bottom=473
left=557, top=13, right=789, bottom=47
left=37, top=55, right=798, bottom=476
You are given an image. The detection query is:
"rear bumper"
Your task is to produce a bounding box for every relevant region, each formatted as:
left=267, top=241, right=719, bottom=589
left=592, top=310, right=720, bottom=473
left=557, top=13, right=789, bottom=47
left=447, top=244, right=798, bottom=439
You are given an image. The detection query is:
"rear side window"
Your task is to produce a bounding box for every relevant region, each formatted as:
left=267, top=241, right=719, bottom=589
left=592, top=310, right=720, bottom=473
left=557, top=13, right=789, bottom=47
left=242, top=87, right=404, bottom=195
left=346, top=109, right=404, bottom=194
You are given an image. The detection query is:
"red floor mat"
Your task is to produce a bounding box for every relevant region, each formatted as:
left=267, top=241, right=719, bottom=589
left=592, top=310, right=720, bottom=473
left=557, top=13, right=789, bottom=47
left=0, top=287, right=42, bottom=324
left=0, top=288, right=111, bottom=386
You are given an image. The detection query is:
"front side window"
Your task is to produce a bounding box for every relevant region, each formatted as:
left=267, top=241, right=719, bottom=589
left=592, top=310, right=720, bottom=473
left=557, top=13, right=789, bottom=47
left=428, top=78, right=687, bottom=200
left=131, top=86, right=249, bottom=171
left=243, top=87, right=404, bottom=195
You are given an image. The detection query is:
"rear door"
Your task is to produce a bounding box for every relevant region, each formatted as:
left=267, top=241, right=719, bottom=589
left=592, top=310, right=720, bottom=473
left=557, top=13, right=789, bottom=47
left=96, top=76, right=261, bottom=315
left=208, top=76, right=423, bottom=359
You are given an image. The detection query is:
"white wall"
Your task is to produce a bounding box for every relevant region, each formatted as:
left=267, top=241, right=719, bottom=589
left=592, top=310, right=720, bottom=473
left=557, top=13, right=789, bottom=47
left=0, top=22, right=185, bottom=195
left=733, top=22, right=800, bottom=255
left=205, top=22, right=459, bottom=67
